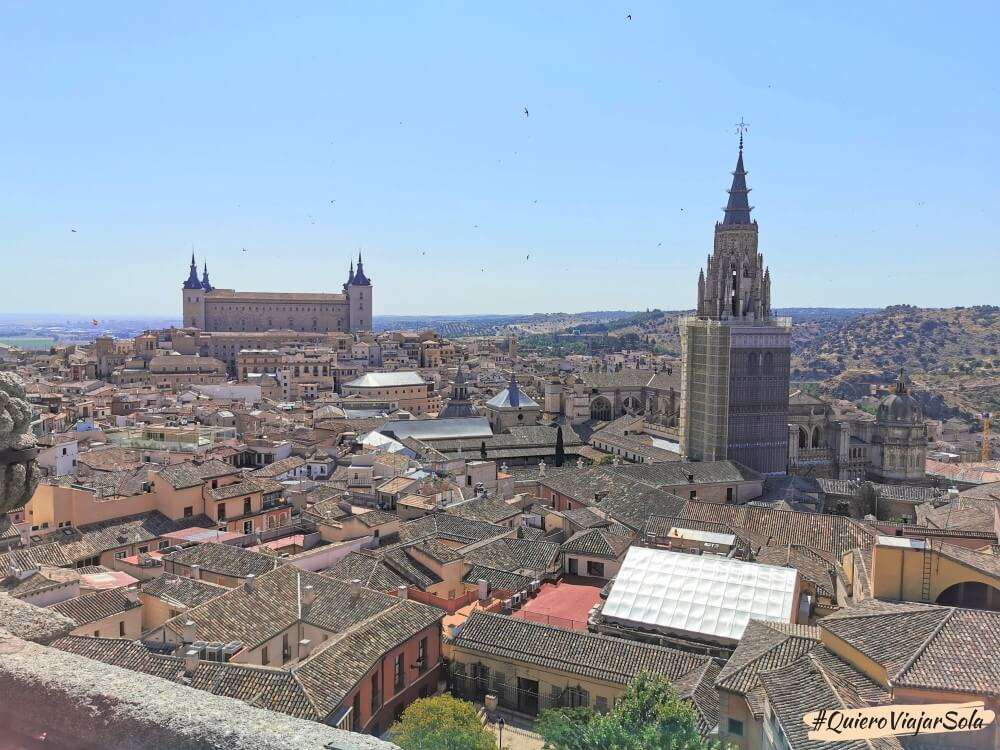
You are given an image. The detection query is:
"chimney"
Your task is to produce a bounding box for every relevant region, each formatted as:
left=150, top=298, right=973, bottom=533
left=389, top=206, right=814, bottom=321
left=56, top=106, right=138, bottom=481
left=245, top=574, right=255, bottom=591
left=190, top=564, right=201, bottom=580
left=350, top=578, right=362, bottom=598
left=298, top=638, right=313, bottom=659
left=125, top=586, right=139, bottom=604
left=477, top=578, right=489, bottom=602
left=182, top=620, right=196, bottom=642
left=302, top=584, right=316, bottom=607
left=183, top=649, right=199, bottom=675
left=397, top=585, right=408, bottom=600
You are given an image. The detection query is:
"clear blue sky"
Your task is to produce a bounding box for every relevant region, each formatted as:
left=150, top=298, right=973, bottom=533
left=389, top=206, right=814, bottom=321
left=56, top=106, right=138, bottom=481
left=2, top=2, right=997, bottom=316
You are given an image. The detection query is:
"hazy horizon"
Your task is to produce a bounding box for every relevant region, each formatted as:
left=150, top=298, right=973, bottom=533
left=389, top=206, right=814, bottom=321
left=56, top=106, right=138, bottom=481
left=2, top=3, right=998, bottom=316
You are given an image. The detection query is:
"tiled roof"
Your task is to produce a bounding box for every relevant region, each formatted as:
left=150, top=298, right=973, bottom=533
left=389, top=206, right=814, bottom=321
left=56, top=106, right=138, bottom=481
left=163, top=542, right=282, bottom=580
left=0, top=542, right=75, bottom=576
left=163, top=566, right=441, bottom=662
left=52, top=636, right=321, bottom=720
left=462, top=564, right=534, bottom=593
left=455, top=611, right=710, bottom=687
left=50, top=587, right=140, bottom=626
left=61, top=511, right=215, bottom=562
left=560, top=527, right=633, bottom=560
left=447, top=496, right=522, bottom=524
left=758, top=647, right=898, bottom=750
left=323, top=551, right=414, bottom=591
left=454, top=611, right=718, bottom=734
left=820, top=600, right=950, bottom=679
left=606, top=460, right=764, bottom=485
left=755, top=544, right=840, bottom=599
left=894, top=607, right=1000, bottom=697
left=715, top=619, right=820, bottom=716
left=677, top=501, right=876, bottom=557
left=462, top=537, right=560, bottom=576
left=140, top=574, right=228, bottom=609
left=156, top=459, right=239, bottom=489
left=397, top=514, right=510, bottom=547
left=250, top=455, right=306, bottom=478
left=75, top=447, right=144, bottom=472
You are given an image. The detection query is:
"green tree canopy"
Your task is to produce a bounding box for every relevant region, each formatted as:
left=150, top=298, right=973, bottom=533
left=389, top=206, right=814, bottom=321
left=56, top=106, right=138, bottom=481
left=535, top=673, right=708, bottom=750
left=389, top=695, right=496, bottom=750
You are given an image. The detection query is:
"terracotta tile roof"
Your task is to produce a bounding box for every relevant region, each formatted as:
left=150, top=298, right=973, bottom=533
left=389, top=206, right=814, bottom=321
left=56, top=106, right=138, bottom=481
left=50, top=587, right=140, bottom=627
left=156, top=459, right=239, bottom=489
left=894, top=607, right=1000, bottom=697
left=163, top=542, right=282, bottom=580
left=758, top=647, right=898, bottom=750
left=715, top=619, right=820, bottom=716
left=755, top=544, right=840, bottom=599
left=560, top=527, right=633, bottom=560
left=677, top=501, right=876, bottom=557
left=140, top=574, right=228, bottom=609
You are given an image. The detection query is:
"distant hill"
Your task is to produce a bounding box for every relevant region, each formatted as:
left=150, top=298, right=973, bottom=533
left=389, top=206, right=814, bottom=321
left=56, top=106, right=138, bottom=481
left=373, top=311, right=634, bottom=336
left=793, top=305, right=1000, bottom=415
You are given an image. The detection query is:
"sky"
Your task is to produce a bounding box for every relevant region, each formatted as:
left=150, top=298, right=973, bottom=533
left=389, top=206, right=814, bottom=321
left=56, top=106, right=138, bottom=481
left=1, top=2, right=998, bottom=317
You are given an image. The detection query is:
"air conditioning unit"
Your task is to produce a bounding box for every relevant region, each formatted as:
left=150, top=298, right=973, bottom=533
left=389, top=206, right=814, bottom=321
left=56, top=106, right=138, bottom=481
left=502, top=599, right=513, bottom=614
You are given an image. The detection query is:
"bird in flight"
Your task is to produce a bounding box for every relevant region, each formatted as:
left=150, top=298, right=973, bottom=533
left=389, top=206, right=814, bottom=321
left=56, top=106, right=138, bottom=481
left=242, top=247, right=248, bottom=253
left=526, top=254, right=530, bottom=260
left=625, top=12, right=632, bottom=21
left=70, top=229, right=77, bottom=233
left=523, top=107, right=529, bottom=118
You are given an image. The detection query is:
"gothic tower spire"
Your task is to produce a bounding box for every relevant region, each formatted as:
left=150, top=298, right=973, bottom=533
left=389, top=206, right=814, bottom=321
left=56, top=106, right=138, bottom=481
left=201, top=261, right=213, bottom=291
left=183, top=253, right=202, bottom=289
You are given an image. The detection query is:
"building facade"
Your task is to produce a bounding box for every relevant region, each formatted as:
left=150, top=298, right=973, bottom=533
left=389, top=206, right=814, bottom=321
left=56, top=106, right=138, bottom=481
left=181, top=253, right=373, bottom=334
left=679, top=141, right=791, bottom=475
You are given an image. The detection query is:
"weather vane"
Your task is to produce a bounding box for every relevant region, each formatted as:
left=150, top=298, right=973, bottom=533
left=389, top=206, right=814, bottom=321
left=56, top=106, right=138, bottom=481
left=735, top=118, right=749, bottom=149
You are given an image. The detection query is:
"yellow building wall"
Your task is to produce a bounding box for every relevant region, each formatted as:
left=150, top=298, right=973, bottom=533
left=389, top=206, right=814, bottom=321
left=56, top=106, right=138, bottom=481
left=71, top=606, right=143, bottom=640
left=871, top=545, right=1000, bottom=605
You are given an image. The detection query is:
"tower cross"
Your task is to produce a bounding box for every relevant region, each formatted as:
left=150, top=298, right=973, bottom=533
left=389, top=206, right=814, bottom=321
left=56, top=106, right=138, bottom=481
left=734, top=118, right=749, bottom=149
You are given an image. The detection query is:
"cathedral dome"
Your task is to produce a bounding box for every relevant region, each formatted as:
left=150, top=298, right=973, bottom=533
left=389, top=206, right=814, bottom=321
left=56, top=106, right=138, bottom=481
left=876, top=371, right=922, bottom=424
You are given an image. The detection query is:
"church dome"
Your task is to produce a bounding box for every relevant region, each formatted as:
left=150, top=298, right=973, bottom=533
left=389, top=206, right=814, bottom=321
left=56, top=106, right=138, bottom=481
left=876, top=371, right=922, bottom=424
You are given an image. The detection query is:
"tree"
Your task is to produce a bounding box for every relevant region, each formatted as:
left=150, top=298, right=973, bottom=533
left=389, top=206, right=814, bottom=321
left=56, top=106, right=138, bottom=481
left=480, top=441, right=487, bottom=461
left=554, top=426, right=565, bottom=467
left=536, top=673, right=708, bottom=750
left=389, top=695, right=496, bottom=750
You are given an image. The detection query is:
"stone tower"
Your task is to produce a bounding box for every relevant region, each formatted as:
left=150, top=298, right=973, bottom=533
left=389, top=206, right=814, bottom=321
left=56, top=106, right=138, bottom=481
left=347, top=253, right=373, bottom=333
left=182, top=253, right=206, bottom=329
left=868, top=371, right=928, bottom=485
left=679, top=138, right=791, bottom=475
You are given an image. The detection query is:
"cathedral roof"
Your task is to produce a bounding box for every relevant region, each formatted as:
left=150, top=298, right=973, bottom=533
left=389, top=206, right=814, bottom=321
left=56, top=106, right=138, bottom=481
left=722, top=146, right=753, bottom=226
left=877, top=371, right=922, bottom=424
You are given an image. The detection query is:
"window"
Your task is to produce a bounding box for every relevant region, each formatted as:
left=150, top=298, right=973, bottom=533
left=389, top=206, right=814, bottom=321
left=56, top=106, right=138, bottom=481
left=244, top=520, right=253, bottom=534
left=261, top=646, right=269, bottom=665
left=119, top=621, right=126, bottom=637
left=371, top=671, right=381, bottom=713
left=418, top=638, right=427, bottom=672
left=394, top=653, right=405, bottom=692
left=689, top=490, right=697, bottom=500
left=726, top=487, right=734, bottom=502
left=728, top=718, right=744, bottom=737
left=586, top=561, right=605, bottom=577
left=159, top=541, right=169, bottom=550
left=217, top=503, right=226, bottom=521
left=352, top=692, right=362, bottom=731
left=114, top=551, right=127, bottom=560
left=138, top=545, right=148, bottom=554
left=183, top=506, right=193, bottom=517
left=595, top=696, right=608, bottom=713
left=282, top=634, right=291, bottom=663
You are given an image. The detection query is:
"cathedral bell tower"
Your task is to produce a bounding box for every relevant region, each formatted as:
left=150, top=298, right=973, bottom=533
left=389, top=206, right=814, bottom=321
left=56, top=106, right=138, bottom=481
left=679, top=125, right=791, bottom=476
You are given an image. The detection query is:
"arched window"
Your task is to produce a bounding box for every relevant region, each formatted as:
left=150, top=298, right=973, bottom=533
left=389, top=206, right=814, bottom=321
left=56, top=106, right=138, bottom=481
left=747, top=352, right=760, bottom=374
left=812, top=429, right=821, bottom=448
left=798, top=428, right=808, bottom=449
left=763, top=352, right=774, bottom=374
